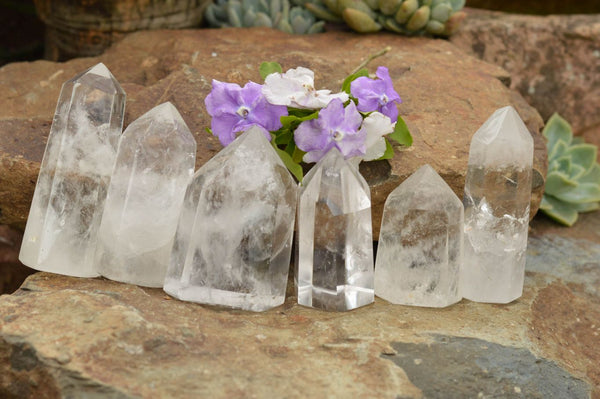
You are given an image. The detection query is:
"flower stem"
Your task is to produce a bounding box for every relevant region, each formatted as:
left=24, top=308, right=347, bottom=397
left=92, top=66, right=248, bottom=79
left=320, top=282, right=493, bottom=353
left=351, top=46, right=392, bottom=75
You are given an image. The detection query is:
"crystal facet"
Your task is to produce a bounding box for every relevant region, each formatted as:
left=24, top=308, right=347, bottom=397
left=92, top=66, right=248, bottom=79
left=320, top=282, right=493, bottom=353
left=374, top=165, right=463, bottom=307
left=20, top=63, right=125, bottom=277
left=296, top=148, right=374, bottom=311
left=94, top=102, right=196, bottom=287
left=460, top=106, right=533, bottom=303
left=164, top=127, right=297, bottom=311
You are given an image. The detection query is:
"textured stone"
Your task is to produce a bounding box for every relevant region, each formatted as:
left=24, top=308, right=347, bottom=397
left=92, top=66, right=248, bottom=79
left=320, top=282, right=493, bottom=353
left=0, top=28, right=547, bottom=238
left=375, top=164, right=463, bottom=308
left=451, top=9, right=600, bottom=143
left=461, top=106, right=533, bottom=303
left=164, top=128, right=297, bottom=311
left=95, top=102, right=196, bottom=287
left=19, top=63, right=126, bottom=278
left=296, top=148, right=374, bottom=311
left=1, top=209, right=599, bottom=398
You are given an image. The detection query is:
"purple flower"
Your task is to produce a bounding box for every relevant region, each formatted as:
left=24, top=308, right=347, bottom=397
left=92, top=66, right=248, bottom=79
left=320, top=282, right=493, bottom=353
left=205, top=80, right=288, bottom=146
left=295, top=99, right=366, bottom=163
left=350, top=66, right=402, bottom=121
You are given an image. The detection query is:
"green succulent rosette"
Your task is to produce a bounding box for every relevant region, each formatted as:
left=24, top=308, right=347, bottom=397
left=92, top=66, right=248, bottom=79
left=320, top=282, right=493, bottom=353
left=540, top=113, right=600, bottom=226
left=205, top=0, right=325, bottom=34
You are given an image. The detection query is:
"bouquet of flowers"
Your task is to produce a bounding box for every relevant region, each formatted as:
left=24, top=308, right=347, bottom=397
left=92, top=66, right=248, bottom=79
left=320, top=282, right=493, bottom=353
left=205, top=62, right=412, bottom=180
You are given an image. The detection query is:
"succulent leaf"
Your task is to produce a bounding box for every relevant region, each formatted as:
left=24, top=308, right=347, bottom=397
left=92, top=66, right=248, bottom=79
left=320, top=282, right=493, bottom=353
left=342, top=8, right=382, bottom=32
left=541, top=113, right=600, bottom=226
left=395, top=0, right=418, bottom=23
left=406, top=5, right=430, bottom=31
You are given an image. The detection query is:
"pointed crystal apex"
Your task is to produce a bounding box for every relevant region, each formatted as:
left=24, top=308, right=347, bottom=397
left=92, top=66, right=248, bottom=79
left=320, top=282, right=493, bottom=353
left=296, top=148, right=374, bottom=311
left=164, top=127, right=297, bottom=311
left=70, top=63, right=125, bottom=96
left=95, top=102, right=196, bottom=287
left=375, top=164, right=463, bottom=307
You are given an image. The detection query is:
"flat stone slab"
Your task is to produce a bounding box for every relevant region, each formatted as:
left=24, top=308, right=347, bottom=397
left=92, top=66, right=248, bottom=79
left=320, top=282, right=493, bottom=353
left=0, top=28, right=547, bottom=238
left=1, top=210, right=598, bottom=398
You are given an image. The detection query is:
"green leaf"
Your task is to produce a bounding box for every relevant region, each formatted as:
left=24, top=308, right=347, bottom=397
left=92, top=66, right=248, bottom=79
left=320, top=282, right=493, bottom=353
left=274, top=130, right=293, bottom=145
left=543, top=113, right=572, bottom=151
left=572, top=201, right=600, bottom=213
left=388, top=116, right=412, bottom=146
left=554, top=182, right=600, bottom=204
left=292, top=147, right=305, bottom=163
left=569, top=164, right=586, bottom=180
left=377, top=138, right=395, bottom=160
left=565, top=143, right=597, bottom=171
left=580, top=163, right=600, bottom=184
left=540, top=195, right=578, bottom=226
left=544, top=171, right=578, bottom=196
left=549, top=140, right=568, bottom=161
left=260, top=62, right=282, bottom=80
left=341, top=68, right=369, bottom=95
left=275, top=146, right=303, bottom=182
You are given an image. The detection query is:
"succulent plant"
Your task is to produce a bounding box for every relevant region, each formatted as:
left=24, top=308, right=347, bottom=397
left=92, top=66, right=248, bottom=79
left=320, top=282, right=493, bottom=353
left=205, top=0, right=325, bottom=34
left=539, top=113, right=600, bottom=226
left=298, top=0, right=466, bottom=35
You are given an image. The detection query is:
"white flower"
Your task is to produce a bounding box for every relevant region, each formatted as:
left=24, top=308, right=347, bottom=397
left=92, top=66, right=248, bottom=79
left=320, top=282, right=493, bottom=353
left=358, top=112, right=396, bottom=161
left=262, top=67, right=349, bottom=109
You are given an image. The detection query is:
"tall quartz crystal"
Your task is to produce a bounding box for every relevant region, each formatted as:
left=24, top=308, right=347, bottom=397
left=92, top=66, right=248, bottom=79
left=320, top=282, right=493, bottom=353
left=95, top=103, right=196, bottom=287
left=461, top=106, right=533, bottom=303
left=296, top=148, right=374, bottom=311
left=19, top=63, right=125, bottom=277
left=163, top=127, right=297, bottom=311
left=374, top=165, right=463, bottom=307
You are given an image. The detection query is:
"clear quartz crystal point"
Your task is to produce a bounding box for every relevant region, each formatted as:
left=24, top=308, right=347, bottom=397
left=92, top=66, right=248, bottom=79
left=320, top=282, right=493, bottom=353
left=374, top=164, right=463, bottom=307
left=460, top=106, right=533, bottom=303
left=95, top=102, right=196, bottom=287
left=163, top=127, right=297, bottom=312
left=19, top=63, right=125, bottom=277
left=296, top=148, right=374, bottom=311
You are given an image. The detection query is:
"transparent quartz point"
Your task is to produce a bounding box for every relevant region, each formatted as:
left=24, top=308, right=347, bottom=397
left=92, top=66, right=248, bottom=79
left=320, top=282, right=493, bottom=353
left=296, top=148, right=374, bottom=311
left=163, top=127, right=297, bottom=312
left=95, top=102, right=196, bottom=287
left=19, top=63, right=126, bottom=277
left=375, top=164, right=463, bottom=307
left=460, top=106, right=533, bottom=303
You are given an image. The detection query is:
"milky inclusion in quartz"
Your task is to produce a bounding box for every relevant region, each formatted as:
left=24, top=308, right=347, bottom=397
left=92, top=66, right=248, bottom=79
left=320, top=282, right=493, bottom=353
left=19, top=63, right=125, bottom=277
left=163, top=127, right=297, bottom=311
left=374, top=165, right=463, bottom=307
left=296, top=148, right=374, bottom=311
left=95, top=103, right=196, bottom=287
left=461, top=106, right=533, bottom=303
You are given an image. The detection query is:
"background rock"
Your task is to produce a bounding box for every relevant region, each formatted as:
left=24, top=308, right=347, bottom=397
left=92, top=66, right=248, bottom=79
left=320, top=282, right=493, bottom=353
left=451, top=9, right=600, bottom=152
left=0, top=28, right=547, bottom=238
left=0, top=226, right=33, bottom=295
left=0, top=209, right=598, bottom=398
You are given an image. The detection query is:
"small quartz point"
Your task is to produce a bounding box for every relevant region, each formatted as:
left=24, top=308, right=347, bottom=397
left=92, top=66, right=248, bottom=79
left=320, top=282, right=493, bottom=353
left=19, top=63, right=125, bottom=277
left=164, top=127, right=297, bottom=311
left=374, top=164, right=463, bottom=307
left=296, top=148, right=374, bottom=311
left=460, top=106, right=533, bottom=303
left=95, top=102, right=196, bottom=287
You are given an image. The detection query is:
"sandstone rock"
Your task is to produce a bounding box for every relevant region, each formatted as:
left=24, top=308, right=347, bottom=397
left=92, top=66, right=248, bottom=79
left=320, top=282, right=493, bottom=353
left=0, top=210, right=598, bottom=398
left=0, top=28, right=547, bottom=238
left=451, top=9, right=600, bottom=141
left=465, top=0, right=600, bottom=14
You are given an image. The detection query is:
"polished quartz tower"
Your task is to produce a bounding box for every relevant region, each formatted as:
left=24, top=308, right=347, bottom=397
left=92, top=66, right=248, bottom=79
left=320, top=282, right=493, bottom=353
left=460, top=106, right=533, bottom=303
left=20, top=63, right=125, bottom=277
left=95, top=103, right=196, bottom=287
left=375, top=165, right=463, bottom=307
left=164, top=127, right=297, bottom=311
left=296, top=148, right=374, bottom=311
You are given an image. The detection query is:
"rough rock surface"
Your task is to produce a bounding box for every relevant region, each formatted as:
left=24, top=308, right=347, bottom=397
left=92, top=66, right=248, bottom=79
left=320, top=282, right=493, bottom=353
left=451, top=9, right=600, bottom=143
left=1, top=209, right=599, bottom=398
left=0, top=28, right=547, bottom=238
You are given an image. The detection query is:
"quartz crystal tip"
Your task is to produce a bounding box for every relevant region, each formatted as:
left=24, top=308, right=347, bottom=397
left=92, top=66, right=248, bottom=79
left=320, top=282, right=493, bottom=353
left=460, top=106, right=533, bottom=304
left=295, top=148, right=375, bottom=311
left=164, top=126, right=297, bottom=312
left=19, top=63, right=126, bottom=277
left=375, top=164, right=463, bottom=308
